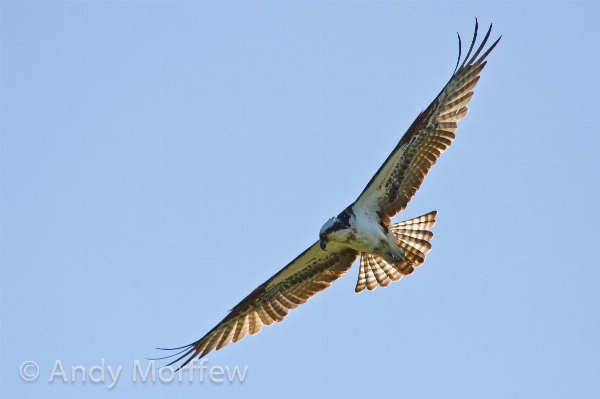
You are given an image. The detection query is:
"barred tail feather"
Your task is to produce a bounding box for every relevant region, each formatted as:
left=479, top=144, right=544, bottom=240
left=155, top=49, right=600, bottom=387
left=355, top=255, right=368, bottom=293
left=355, top=211, right=437, bottom=293
left=391, top=210, right=437, bottom=230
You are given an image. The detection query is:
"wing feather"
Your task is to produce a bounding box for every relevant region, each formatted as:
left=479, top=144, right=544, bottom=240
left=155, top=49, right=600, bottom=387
left=233, top=315, right=249, bottom=343
left=160, top=22, right=500, bottom=369
left=356, top=22, right=500, bottom=218
left=216, top=323, right=235, bottom=350
left=162, top=242, right=357, bottom=369
left=256, top=307, right=275, bottom=326
left=248, top=312, right=262, bottom=335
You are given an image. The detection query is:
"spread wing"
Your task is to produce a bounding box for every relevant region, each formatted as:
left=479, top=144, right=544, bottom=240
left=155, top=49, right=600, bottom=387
left=158, top=242, right=358, bottom=369
left=356, top=21, right=501, bottom=219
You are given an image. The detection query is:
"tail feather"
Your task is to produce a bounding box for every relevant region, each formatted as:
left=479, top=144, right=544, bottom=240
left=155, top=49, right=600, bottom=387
left=391, top=210, right=437, bottom=230
left=355, top=211, right=437, bottom=293
left=394, top=260, right=415, bottom=276
left=374, top=256, right=402, bottom=282
left=355, top=256, right=368, bottom=293
left=394, top=233, right=432, bottom=254
left=364, top=256, right=378, bottom=291
left=370, top=256, right=392, bottom=288
left=390, top=229, right=433, bottom=241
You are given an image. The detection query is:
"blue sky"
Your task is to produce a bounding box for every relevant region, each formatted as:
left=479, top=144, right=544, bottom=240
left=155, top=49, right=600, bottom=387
left=2, top=2, right=599, bottom=398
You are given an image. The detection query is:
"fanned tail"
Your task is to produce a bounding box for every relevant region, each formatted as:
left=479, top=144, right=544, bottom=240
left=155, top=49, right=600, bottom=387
left=355, top=211, right=437, bottom=293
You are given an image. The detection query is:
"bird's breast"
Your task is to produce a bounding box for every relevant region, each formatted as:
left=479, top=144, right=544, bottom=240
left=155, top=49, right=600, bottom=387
left=348, top=208, right=388, bottom=252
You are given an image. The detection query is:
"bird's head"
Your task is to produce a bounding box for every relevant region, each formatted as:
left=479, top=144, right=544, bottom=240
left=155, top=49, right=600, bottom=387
left=319, top=206, right=354, bottom=251
left=319, top=218, right=335, bottom=250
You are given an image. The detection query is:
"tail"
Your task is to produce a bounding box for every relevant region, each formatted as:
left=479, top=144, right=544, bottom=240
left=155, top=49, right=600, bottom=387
left=355, top=211, right=437, bottom=293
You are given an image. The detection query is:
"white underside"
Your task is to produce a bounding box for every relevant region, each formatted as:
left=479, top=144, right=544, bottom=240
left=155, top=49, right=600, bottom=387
left=329, top=202, right=402, bottom=264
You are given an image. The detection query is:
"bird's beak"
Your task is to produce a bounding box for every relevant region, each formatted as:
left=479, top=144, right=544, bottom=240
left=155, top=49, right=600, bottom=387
left=320, top=237, right=328, bottom=251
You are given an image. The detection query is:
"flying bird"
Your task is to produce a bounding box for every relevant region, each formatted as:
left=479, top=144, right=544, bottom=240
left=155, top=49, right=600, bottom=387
left=158, top=21, right=500, bottom=369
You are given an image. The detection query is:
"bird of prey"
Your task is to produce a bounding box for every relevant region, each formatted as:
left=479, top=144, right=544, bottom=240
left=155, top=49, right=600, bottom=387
left=159, top=21, right=500, bottom=368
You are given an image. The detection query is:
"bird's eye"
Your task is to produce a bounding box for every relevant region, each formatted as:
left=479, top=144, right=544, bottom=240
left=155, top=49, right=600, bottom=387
left=320, top=233, right=326, bottom=239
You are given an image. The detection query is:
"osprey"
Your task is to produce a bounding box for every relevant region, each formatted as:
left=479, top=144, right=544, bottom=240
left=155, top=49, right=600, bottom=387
left=159, top=21, right=500, bottom=368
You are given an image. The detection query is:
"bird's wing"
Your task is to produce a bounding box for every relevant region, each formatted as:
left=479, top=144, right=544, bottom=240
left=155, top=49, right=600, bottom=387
left=159, top=242, right=358, bottom=369
left=356, top=21, right=500, bottom=219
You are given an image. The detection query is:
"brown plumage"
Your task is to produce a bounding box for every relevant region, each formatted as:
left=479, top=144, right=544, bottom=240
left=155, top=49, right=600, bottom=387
left=356, top=211, right=437, bottom=293
left=157, top=21, right=500, bottom=369
left=356, top=21, right=501, bottom=219
left=161, top=243, right=358, bottom=368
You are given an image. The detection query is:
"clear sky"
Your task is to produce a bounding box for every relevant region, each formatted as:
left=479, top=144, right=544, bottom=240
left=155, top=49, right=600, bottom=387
left=2, top=2, right=599, bottom=398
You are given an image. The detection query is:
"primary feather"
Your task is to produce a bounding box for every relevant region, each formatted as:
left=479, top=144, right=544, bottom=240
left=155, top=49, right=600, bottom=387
left=158, top=21, right=500, bottom=369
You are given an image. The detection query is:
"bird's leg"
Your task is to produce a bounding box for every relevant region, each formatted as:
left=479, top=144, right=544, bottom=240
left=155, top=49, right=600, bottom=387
left=390, top=247, right=406, bottom=263
left=379, top=246, right=405, bottom=265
